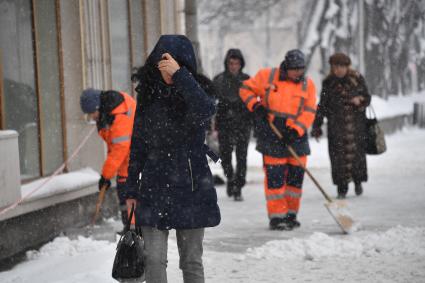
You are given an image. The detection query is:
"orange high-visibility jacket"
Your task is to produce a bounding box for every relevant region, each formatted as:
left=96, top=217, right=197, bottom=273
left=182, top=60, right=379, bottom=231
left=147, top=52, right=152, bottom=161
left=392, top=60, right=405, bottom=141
left=239, top=67, right=316, bottom=137
left=98, top=92, right=136, bottom=180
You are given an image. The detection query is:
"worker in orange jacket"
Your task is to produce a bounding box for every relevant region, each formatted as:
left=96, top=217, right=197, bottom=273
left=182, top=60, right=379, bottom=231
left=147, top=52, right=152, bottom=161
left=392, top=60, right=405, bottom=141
left=80, top=88, right=136, bottom=227
left=239, top=49, right=317, bottom=230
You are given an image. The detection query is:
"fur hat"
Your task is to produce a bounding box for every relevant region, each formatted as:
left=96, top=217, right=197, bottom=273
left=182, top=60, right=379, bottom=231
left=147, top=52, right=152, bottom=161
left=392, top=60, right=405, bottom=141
left=329, top=53, right=351, bottom=66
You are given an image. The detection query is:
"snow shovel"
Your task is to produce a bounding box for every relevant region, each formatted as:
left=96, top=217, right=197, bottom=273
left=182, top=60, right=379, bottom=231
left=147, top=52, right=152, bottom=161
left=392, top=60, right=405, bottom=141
left=91, top=184, right=108, bottom=225
left=268, top=122, right=356, bottom=234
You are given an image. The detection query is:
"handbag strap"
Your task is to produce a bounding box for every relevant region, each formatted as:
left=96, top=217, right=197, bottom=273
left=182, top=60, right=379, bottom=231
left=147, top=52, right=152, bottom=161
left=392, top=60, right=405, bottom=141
left=125, top=203, right=135, bottom=232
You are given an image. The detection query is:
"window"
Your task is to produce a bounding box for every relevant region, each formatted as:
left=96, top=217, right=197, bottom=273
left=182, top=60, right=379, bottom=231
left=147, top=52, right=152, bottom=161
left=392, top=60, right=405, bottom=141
left=82, top=0, right=108, bottom=89
left=129, top=0, right=146, bottom=68
left=0, top=0, right=64, bottom=180
left=0, top=0, right=40, bottom=179
left=34, top=0, right=64, bottom=175
left=108, top=0, right=132, bottom=94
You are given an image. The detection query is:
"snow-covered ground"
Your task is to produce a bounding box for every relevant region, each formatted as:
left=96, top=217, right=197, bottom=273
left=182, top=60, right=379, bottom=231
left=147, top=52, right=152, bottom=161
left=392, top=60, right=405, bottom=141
left=20, top=168, right=99, bottom=202
left=1, top=127, right=425, bottom=282
left=371, top=91, right=425, bottom=119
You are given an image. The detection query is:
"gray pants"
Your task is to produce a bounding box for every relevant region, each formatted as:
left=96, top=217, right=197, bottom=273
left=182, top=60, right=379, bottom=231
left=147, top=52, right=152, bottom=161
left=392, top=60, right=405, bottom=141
left=141, top=227, right=205, bottom=283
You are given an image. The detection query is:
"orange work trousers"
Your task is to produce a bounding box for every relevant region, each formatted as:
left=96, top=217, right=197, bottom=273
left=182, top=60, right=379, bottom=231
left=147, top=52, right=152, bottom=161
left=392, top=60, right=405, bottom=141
left=263, top=155, right=307, bottom=219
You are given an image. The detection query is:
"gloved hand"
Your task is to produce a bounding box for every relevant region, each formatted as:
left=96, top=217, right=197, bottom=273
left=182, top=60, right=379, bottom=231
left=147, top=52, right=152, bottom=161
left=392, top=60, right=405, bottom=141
left=311, top=127, right=323, bottom=139
left=253, top=103, right=268, bottom=121
left=282, top=127, right=299, bottom=146
left=98, top=176, right=111, bottom=191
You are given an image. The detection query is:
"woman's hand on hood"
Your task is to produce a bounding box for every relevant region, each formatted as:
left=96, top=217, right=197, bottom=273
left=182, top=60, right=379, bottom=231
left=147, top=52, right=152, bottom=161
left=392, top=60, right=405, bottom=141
left=158, top=53, right=180, bottom=84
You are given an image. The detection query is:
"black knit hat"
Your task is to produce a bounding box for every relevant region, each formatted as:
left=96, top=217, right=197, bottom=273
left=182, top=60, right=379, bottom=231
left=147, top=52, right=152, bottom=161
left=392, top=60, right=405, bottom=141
left=284, top=49, right=306, bottom=69
left=80, top=88, right=101, bottom=114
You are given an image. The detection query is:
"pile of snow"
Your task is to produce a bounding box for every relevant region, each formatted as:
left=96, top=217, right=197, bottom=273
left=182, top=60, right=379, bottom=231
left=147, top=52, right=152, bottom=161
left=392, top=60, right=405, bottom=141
left=22, top=226, right=425, bottom=268
left=21, top=168, right=99, bottom=202
left=25, top=236, right=115, bottom=260
left=371, top=92, right=425, bottom=119
left=0, top=236, right=118, bottom=283
left=245, top=226, right=425, bottom=261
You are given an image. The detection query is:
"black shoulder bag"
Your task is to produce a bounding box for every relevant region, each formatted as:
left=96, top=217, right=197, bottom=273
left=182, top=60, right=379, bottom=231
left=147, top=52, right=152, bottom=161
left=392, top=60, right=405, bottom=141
left=365, top=105, right=387, bottom=155
left=112, top=204, right=145, bottom=282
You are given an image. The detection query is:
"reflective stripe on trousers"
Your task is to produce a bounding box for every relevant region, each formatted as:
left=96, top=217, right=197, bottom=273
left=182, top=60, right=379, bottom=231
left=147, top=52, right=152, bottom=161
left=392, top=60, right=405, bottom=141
left=263, top=155, right=306, bottom=219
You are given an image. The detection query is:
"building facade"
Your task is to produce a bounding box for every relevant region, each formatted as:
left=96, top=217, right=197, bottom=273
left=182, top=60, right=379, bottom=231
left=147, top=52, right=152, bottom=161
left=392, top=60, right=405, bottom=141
left=0, top=0, right=185, bottom=182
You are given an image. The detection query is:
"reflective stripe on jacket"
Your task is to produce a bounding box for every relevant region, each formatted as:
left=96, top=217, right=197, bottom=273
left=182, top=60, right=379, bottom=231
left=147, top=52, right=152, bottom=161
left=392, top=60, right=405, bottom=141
left=98, top=92, right=136, bottom=179
left=240, top=68, right=317, bottom=157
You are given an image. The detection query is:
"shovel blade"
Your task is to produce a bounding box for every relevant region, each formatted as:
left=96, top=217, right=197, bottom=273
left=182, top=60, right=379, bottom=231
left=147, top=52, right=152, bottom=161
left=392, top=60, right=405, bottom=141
left=324, top=200, right=358, bottom=234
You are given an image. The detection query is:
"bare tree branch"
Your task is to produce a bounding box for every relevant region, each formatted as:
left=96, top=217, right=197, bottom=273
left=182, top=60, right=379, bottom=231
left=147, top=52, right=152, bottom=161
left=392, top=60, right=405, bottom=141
left=199, top=0, right=281, bottom=26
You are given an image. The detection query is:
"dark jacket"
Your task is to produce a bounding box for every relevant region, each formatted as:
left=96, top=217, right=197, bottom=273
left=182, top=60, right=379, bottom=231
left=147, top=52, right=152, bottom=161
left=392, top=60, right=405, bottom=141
left=97, top=91, right=135, bottom=180
left=126, top=35, right=221, bottom=230
left=213, top=49, right=251, bottom=132
left=96, top=90, right=124, bottom=130
left=312, top=71, right=371, bottom=185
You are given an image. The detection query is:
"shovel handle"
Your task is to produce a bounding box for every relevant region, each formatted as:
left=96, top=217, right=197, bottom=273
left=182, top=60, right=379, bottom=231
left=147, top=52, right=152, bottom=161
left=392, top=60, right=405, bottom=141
left=268, top=121, right=333, bottom=203
left=91, top=184, right=108, bottom=225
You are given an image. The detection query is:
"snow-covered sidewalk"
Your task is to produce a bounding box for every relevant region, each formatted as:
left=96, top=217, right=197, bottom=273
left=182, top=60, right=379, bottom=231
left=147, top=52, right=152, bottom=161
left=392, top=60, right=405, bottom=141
left=1, top=128, right=425, bottom=282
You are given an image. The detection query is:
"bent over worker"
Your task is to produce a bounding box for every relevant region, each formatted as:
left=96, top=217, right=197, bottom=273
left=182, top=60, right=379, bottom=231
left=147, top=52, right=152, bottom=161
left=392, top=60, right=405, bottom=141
left=80, top=88, right=136, bottom=227
left=239, top=49, right=316, bottom=230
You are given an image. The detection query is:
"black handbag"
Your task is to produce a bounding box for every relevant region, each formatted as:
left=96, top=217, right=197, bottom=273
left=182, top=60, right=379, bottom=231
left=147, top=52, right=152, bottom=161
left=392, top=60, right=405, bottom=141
left=112, top=204, right=145, bottom=282
left=365, top=106, right=387, bottom=155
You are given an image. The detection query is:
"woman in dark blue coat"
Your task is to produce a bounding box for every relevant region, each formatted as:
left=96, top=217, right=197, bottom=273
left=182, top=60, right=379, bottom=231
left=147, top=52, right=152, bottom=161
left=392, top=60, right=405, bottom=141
left=126, top=35, right=220, bottom=283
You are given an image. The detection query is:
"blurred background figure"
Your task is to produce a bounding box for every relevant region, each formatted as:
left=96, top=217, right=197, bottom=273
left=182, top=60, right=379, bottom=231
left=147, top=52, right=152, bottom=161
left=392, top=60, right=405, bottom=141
left=311, top=53, right=371, bottom=199
left=213, top=49, right=251, bottom=201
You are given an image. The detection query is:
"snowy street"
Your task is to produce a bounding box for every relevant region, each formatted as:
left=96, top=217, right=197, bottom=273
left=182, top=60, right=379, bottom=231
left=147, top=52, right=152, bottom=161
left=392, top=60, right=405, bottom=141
left=2, top=1, right=425, bottom=282
left=1, top=128, right=425, bottom=282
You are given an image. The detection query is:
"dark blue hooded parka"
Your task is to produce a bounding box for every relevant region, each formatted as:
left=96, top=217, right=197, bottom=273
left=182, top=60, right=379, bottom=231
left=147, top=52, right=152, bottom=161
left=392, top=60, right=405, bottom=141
left=126, top=35, right=221, bottom=230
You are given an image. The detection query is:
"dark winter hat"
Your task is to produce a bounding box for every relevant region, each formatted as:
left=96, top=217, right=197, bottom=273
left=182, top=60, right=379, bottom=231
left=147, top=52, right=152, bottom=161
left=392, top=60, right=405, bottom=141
left=329, top=52, right=351, bottom=66
left=224, top=48, right=245, bottom=70
left=80, top=88, right=101, bottom=114
left=284, top=49, right=306, bottom=70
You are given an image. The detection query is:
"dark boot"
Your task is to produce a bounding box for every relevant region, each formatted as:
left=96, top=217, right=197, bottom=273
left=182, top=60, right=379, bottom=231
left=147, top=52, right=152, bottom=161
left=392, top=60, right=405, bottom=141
left=337, top=184, right=348, bottom=199
left=226, top=179, right=234, bottom=197
left=355, top=182, right=363, bottom=196
left=233, top=186, right=243, bottom=201
left=120, top=209, right=129, bottom=226
left=269, top=218, right=293, bottom=231
left=286, top=214, right=301, bottom=229
left=213, top=175, right=225, bottom=185
left=233, top=177, right=245, bottom=201
left=116, top=210, right=129, bottom=235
